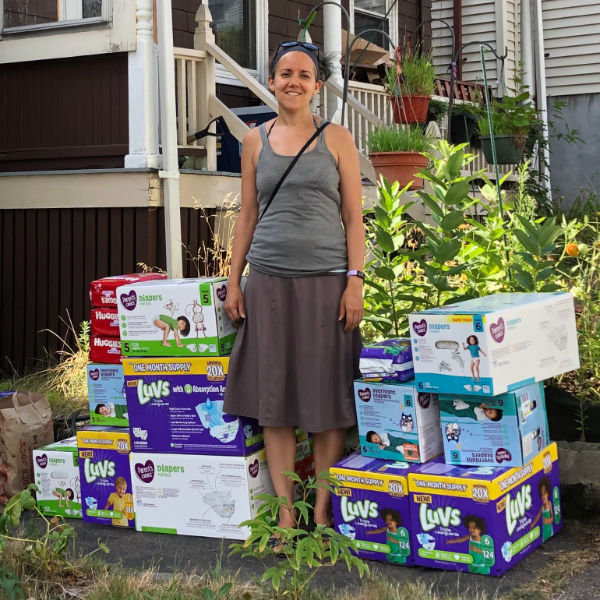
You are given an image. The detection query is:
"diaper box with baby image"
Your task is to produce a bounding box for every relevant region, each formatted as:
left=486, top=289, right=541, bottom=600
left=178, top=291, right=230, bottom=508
left=123, top=357, right=262, bottom=456
left=131, top=438, right=314, bottom=540
left=90, top=273, right=166, bottom=308
left=359, top=338, right=414, bottom=383
left=408, top=442, right=562, bottom=576
left=409, top=292, right=579, bottom=396
left=87, top=364, right=128, bottom=427
left=33, top=437, right=82, bottom=519
left=354, top=380, right=443, bottom=463
left=76, top=427, right=135, bottom=528
left=116, top=277, right=240, bottom=357
left=330, top=452, right=433, bottom=565
left=439, top=382, right=549, bottom=468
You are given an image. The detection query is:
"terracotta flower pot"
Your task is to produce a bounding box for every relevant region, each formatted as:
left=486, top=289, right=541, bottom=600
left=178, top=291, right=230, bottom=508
left=369, top=151, right=429, bottom=190
left=389, top=95, right=430, bottom=124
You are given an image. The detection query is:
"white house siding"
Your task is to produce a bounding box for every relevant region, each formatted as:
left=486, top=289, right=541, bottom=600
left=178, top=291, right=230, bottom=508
left=543, top=0, right=600, bottom=96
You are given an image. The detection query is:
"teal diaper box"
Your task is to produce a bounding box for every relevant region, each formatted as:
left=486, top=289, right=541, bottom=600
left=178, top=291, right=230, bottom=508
left=87, top=364, right=128, bottom=427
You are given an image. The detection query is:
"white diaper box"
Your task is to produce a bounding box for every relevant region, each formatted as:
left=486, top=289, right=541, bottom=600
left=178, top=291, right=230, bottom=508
left=409, top=292, right=580, bottom=396
left=131, top=439, right=314, bottom=540
left=116, top=278, right=238, bottom=357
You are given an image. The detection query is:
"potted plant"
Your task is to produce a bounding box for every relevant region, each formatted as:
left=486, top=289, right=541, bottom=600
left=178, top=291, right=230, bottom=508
left=367, top=125, right=433, bottom=190
left=448, top=101, right=482, bottom=145
left=384, top=47, right=435, bottom=124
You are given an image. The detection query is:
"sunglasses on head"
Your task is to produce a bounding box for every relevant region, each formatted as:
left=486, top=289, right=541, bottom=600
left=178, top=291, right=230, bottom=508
left=278, top=40, right=319, bottom=55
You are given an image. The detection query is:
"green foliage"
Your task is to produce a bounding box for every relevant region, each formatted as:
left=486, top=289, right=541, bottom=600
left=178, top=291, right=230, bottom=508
left=230, top=472, right=369, bottom=600
left=426, top=98, right=448, bottom=123
left=384, top=49, right=435, bottom=97
left=367, top=125, right=434, bottom=154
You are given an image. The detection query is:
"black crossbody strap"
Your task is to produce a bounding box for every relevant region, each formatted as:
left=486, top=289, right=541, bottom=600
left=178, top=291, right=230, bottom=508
left=259, top=120, right=330, bottom=221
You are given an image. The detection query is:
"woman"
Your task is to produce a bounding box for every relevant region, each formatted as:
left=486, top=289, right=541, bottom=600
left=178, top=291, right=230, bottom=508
left=224, top=41, right=364, bottom=537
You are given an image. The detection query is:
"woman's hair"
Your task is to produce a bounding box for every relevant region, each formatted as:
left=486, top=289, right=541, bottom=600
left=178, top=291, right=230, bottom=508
left=177, top=316, right=191, bottom=336
left=464, top=515, right=487, bottom=534
left=380, top=507, right=402, bottom=525
left=268, top=46, right=332, bottom=82
left=467, top=335, right=479, bottom=345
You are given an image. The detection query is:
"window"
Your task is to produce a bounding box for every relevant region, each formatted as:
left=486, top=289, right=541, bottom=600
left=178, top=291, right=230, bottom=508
left=2, top=0, right=107, bottom=33
left=353, top=0, right=394, bottom=51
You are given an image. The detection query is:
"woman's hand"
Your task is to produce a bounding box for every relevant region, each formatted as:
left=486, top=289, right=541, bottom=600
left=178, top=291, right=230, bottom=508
left=338, top=278, right=364, bottom=332
left=225, top=284, right=246, bottom=328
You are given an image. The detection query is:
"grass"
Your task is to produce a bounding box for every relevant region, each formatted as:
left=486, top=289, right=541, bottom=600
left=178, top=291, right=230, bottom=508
left=367, top=125, right=434, bottom=154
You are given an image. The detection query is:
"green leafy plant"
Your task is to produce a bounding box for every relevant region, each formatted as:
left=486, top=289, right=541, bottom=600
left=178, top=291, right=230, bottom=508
left=426, top=98, right=448, bottom=123
left=230, top=472, right=369, bottom=599
left=367, top=125, right=434, bottom=154
left=384, top=49, right=435, bottom=97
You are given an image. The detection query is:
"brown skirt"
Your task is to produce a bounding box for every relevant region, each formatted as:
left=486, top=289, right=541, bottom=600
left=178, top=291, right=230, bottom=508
left=224, top=269, right=362, bottom=432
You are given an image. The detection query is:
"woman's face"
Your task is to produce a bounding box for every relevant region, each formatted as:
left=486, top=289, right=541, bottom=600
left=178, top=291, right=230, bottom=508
left=269, top=51, right=322, bottom=109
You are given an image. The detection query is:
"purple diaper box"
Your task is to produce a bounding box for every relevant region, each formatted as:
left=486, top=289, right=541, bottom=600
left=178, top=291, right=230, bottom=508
left=359, top=338, right=414, bottom=383
left=123, top=357, right=262, bottom=455
left=408, top=443, right=562, bottom=576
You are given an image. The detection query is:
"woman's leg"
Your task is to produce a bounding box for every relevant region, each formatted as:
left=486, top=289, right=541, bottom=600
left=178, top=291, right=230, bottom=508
left=312, top=428, right=346, bottom=526
left=263, top=425, right=297, bottom=528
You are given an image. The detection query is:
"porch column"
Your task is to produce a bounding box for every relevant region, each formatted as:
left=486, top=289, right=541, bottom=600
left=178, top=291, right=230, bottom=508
left=124, top=0, right=161, bottom=169
left=323, top=0, right=344, bottom=123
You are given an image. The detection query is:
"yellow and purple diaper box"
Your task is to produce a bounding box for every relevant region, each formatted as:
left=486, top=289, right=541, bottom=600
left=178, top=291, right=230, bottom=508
left=116, top=277, right=239, bottom=357
left=330, top=452, right=442, bottom=565
left=131, top=438, right=313, bottom=540
left=77, top=427, right=135, bottom=528
left=439, top=382, right=549, bottom=468
left=87, top=364, right=128, bottom=427
left=123, top=357, right=262, bottom=456
left=354, top=380, right=443, bottom=463
left=409, top=292, right=579, bottom=396
left=33, top=437, right=82, bottom=519
left=408, top=442, right=562, bottom=576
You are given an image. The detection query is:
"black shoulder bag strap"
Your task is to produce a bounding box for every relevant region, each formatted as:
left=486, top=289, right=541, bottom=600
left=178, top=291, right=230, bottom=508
left=259, top=120, right=331, bottom=221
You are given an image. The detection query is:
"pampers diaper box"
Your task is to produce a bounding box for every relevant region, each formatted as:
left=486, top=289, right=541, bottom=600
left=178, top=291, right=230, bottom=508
left=330, top=452, right=433, bottom=565
left=131, top=438, right=313, bottom=540
left=77, top=427, right=135, bottom=528
left=408, top=442, right=562, bottom=576
left=439, top=382, right=549, bottom=468
left=123, top=357, right=262, bottom=455
left=87, top=364, right=128, bottom=427
left=33, top=437, right=82, bottom=519
left=354, top=380, right=443, bottom=463
left=117, top=277, right=238, bottom=357
left=409, top=292, right=579, bottom=396
left=359, top=338, right=414, bottom=383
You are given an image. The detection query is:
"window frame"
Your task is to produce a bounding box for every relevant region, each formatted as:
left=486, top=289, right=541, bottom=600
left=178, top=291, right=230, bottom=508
left=350, top=0, right=398, bottom=55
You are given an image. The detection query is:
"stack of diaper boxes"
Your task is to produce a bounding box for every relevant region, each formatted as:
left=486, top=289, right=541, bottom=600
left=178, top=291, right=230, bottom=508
left=114, top=277, right=313, bottom=540
left=331, top=292, right=579, bottom=576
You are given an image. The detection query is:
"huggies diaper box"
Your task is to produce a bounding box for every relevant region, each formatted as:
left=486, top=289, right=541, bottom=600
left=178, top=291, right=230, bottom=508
left=89, top=336, right=122, bottom=364
left=359, top=338, right=414, bottom=383
left=33, top=437, right=81, bottom=519
left=131, top=438, right=314, bottom=540
left=87, top=364, right=128, bottom=427
left=90, top=308, right=120, bottom=337
left=77, top=427, right=135, bottom=528
left=409, top=292, right=579, bottom=396
left=90, top=273, right=166, bottom=308
left=439, top=382, right=549, bottom=468
left=354, top=380, right=443, bottom=463
left=123, top=357, right=262, bottom=455
left=330, top=452, right=435, bottom=565
left=116, top=277, right=238, bottom=357
left=408, top=442, right=562, bottom=576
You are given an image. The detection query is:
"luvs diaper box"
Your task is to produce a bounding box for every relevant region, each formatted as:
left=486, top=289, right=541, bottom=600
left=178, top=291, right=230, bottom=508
left=359, top=338, right=414, bottom=383
left=123, top=357, right=262, bottom=455
left=439, top=382, right=549, bottom=468
left=408, top=443, right=562, bottom=576
left=409, top=292, right=579, bottom=396
left=87, top=364, right=128, bottom=427
left=131, top=438, right=313, bottom=540
left=116, top=277, right=238, bottom=357
left=77, top=427, right=135, bottom=528
left=33, top=437, right=82, bottom=518
left=330, top=452, right=433, bottom=565
left=354, top=380, right=443, bottom=463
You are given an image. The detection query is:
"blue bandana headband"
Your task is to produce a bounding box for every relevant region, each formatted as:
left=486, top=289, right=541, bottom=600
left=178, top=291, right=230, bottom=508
left=271, top=42, right=320, bottom=77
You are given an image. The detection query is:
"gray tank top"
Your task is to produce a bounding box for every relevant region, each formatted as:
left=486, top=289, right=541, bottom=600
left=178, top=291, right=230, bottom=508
left=246, top=122, right=348, bottom=277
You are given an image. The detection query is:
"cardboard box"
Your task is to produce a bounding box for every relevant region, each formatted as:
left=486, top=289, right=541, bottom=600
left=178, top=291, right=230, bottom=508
left=409, top=292, right=580, bottom=396
left=90, top=273, right=166, bottom=308
left=330, top=452, right=434, bottom=565
left=439, top=382, right=549, bottom=468
left=408, top=443, right=562, bottom=576
left=131, top=439, right=314, bottom=540
left=123, top=357, right=262, bottom=455
left=33, top=437, right=81, bottom=519
left=89, top=336, right=122, bottom=364
left=87, top=364, right=128, bottom=427
left=77, top=427, right=135, bottom=528
left=116, top=278, right=238, bottom=357
left=355, top=380, right=443, bottom=463
left=359, top=338, right=414, bottom=383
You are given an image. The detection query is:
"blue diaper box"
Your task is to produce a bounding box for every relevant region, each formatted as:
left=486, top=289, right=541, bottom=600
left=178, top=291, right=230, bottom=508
left=359, top=338, right=414, bottom=383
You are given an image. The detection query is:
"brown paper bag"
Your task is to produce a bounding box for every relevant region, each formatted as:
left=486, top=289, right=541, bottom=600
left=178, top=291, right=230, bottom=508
left=0, top=391, right=54, bottom=503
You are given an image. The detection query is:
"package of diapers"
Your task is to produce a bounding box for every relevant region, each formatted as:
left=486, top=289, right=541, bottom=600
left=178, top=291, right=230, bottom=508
left=90, top=273, right=166, bottom=308
left=360, top=338, right=414, bottom=383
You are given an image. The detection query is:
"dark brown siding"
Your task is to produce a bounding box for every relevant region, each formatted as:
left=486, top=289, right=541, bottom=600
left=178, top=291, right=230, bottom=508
left=0, top=207, right=215, bottom=373
left=0, top=53, right=128, bottom=172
